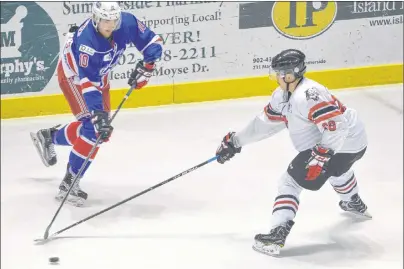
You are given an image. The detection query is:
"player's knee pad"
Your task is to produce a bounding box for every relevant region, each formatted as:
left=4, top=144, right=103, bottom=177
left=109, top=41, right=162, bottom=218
left=78, top=118, right=100, bottom=158
left=71, top=118, right=99, bottom=161
left=80, top=118, right=97, bottom=142
left=278, top=172, right=303, bottom=195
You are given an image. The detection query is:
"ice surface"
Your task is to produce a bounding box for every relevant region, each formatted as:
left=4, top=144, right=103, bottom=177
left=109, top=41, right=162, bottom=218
left=1, top=84, right=403, bottom=269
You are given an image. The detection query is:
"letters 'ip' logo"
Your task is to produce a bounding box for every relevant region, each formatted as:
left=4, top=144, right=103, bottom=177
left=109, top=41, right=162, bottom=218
left=0, top=2, right=59, bottom=94
left=271, top=1, right=337, bottom=40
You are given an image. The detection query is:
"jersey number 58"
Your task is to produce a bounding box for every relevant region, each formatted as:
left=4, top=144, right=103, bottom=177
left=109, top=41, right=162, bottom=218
left=322, top=120, right=336, bottom=131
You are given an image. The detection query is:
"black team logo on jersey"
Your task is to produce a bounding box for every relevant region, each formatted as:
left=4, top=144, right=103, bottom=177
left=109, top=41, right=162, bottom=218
left=0, top=2, right=59, bottom=94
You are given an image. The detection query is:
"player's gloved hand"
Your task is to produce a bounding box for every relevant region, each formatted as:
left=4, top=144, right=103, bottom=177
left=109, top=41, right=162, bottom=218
left=128, top=61, right=155, bottom=89
left=305, top=145, right=334, bottom=180
left=91, top=110, right=114, bottom=142
left=216, top=132, right=241, bottom=164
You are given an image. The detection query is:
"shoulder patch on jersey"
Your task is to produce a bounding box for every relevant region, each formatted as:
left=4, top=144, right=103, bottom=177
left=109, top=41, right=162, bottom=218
left=137, top=19, right=146, bottom=33
left=305, top=87, right=320, bottom=101
left=79, top=44, right=95, bottom=56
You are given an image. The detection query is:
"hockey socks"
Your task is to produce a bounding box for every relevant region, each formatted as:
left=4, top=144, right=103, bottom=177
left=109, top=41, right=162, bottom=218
left=270, top=173, right=302, bottom=228
left=69, top=135, right=100, bottom=175
left=69, top=120, right=100, bottom=176
left=52, top=121, right=82, bottom=146
left=53, top=120, right=100, bottom=177
left=329, top=169, right=359, bottom=201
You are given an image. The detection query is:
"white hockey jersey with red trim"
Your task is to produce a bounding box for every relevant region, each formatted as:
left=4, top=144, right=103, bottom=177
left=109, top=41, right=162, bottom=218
left=233, top=78, right=367, bottom=153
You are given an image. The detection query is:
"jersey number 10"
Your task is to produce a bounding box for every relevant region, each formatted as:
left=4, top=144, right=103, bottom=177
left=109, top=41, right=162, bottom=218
left=79, top=53, right=89, bottom=68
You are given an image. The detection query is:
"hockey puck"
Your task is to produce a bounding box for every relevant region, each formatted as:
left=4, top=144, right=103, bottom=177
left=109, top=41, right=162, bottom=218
left=49, top=257, right=59, bottom=264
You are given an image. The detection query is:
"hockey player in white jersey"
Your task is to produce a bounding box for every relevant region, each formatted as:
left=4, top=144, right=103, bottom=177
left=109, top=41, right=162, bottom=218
left=215, top=49, right=371, bottom=256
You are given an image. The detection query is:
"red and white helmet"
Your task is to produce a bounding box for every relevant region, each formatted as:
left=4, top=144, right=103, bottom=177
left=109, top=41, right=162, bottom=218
left=92, top=2, right=122, bottom=30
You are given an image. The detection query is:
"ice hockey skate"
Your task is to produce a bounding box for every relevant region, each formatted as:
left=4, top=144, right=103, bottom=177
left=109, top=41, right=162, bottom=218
left=253, top=220, right=295, bottom=256
left=339, top=193, right=372, bottom=218
left=30, top=124, right=61, bottom=167
left=55, top=165, right=88, bottom=207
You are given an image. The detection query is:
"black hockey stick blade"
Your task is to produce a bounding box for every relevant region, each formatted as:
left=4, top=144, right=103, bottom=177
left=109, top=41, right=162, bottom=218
left=33, top=236, right=56, bottom=245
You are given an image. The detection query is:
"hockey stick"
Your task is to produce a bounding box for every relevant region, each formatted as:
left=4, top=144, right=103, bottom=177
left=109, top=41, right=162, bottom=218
left=41, top=85, right=136, bottom=240
left=35, top=155, right=218, bottom=243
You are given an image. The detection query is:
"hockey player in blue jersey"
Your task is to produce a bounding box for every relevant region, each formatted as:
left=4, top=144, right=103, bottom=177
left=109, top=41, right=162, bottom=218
left=30, top=2, right=163, bottom=206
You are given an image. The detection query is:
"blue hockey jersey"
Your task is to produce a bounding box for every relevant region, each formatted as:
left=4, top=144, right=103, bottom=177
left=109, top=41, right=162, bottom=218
left=60, top=12, right=162, bottom=112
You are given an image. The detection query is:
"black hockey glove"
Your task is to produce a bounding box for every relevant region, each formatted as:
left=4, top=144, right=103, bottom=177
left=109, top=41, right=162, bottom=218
left=69, top=25, right=79, bottom=33
left=305, top=145, right=334, bottom=181
left=91, top=110, right=114, bottom=142
left=128, top=61, right=155, bottom=89
left=216, top=132, right=241, bottom=164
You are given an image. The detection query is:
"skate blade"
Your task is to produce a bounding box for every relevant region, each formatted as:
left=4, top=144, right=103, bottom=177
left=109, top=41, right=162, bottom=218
left=30, top=132, right=50, bottom=167
left=344, top=209, right=372, bottom=219
left=55, top=192, right=85, bottom=207
left=252, top=241, right=282, bottom=257
left=352, top=210, right=372, bottom=219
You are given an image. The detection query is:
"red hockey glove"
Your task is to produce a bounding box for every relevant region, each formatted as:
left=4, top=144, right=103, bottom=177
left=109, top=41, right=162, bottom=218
left=305, top=145, right=334, bottom=181
left=128, top=61, right=155, bottom=89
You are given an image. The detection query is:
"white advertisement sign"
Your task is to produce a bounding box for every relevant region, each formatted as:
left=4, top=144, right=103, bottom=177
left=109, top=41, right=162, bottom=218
left=1, top=1, right=403, bottom=98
